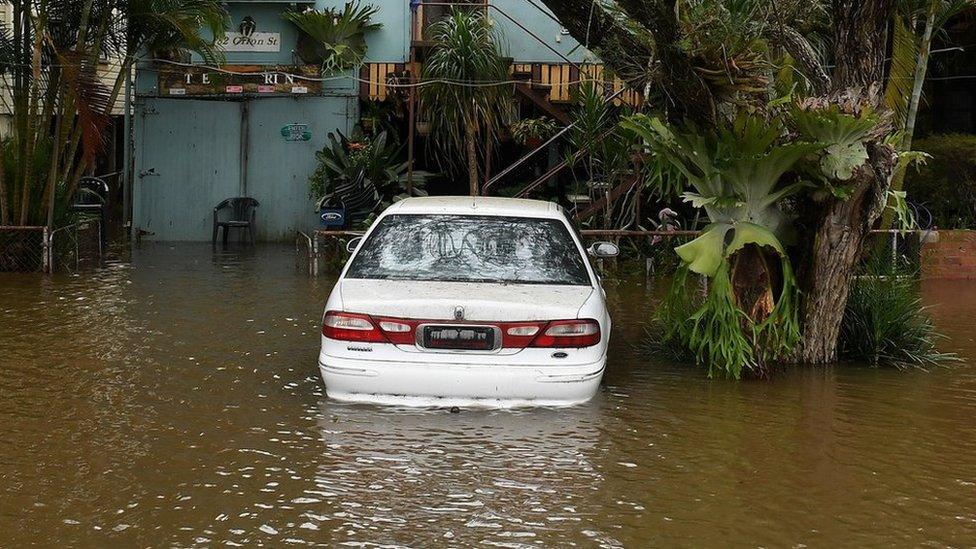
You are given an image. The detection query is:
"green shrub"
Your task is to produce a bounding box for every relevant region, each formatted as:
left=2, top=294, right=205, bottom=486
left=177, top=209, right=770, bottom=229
left=904, top=134, right=976, bottom=229
left=839, top=254, right=956, bottom=368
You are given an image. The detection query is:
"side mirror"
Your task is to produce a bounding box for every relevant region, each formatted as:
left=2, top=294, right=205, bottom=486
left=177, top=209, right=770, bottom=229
left=587, top=241, right=620, bottom=258
left=346, top=236, right=363, bottom=254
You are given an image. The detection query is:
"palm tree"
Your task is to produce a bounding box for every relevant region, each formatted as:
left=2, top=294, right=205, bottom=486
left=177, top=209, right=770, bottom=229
left=419, top=8, right=510, bottom=196
left=0, top=0, right=227, bottom=227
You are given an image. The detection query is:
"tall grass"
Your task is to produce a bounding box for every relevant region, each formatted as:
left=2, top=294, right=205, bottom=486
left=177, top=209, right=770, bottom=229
left=839, top=254, right=956, bottom=368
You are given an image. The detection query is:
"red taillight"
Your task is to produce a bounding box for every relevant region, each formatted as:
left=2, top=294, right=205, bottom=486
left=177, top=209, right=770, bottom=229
left=322, top=311, right=386, bottom=342
left=322, top=313, right=601, bottom=349
left=529, top=319, right=601, bottom=348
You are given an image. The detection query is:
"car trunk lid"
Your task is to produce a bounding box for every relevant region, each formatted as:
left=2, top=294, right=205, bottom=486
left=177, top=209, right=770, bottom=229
left=339, top=279, right=593, bottom=321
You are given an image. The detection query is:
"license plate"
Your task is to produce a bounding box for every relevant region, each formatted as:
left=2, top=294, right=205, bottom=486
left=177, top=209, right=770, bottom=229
left=423, top=325, right=496, bottom=350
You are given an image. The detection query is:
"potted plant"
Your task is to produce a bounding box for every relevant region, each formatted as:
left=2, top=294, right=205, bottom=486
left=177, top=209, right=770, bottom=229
left=511, top=117, right=559, bottom=148
left=309, top=129, right=427, bottom=227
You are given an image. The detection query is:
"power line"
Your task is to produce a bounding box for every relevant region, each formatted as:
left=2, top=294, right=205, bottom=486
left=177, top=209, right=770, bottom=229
left=0, top=58, right=642, bottom=91
left=145, top=59, right=636, bottom=89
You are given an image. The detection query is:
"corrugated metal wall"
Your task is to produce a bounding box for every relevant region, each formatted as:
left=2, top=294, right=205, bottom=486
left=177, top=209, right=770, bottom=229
left=133, top=96, right=355, bottom=241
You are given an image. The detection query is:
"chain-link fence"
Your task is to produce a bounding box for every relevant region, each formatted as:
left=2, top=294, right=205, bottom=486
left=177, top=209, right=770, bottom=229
left=0, top=226, right=47, bottom=272
left=50, top=220, right=103, bottom=272
left=0, top=221, right=102, bottom=273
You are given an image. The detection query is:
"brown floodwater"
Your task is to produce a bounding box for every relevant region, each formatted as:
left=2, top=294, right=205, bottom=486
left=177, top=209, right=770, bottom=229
left=1, top=243, right=974, bottom=547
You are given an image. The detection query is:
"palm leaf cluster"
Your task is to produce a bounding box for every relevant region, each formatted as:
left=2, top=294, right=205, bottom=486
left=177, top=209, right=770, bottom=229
left=565, top=80, right=641, bottom=226
left=0, top=0, right=228, bottom=226
left=310, top=129, right=426, bottom=225
left=419, top=8, right=511, bottom=194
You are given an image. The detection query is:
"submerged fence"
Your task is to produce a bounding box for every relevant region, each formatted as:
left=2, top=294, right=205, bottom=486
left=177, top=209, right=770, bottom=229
left=297, top=228, right=930, bottom=277
left=0, top=221, right=102, bottom=273
left=0, top=226, right=47, bottom=272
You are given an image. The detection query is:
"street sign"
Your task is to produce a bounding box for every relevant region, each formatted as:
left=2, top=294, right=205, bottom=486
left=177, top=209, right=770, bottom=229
left=158, top=65, right=323, bottom=96
left=216, top=32, right=281, bottom=53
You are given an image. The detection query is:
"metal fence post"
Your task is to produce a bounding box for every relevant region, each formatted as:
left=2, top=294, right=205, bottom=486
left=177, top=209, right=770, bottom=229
left=891, top=231, right=898, bottom=266
left=42, top=226, right=51, bottom=273
left=313, top=232, right=320, bottom=276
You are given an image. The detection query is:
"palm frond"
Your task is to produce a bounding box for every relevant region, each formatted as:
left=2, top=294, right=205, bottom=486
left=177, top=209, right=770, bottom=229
left=124, top=0, right=229, bottom=65
left=60, top=50, right=112, bottom=166
left=884, top=15, right=919, bottom=127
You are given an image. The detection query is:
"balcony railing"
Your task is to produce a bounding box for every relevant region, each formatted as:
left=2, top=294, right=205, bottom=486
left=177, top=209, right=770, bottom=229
left=360, top=61, right=643, bottom=108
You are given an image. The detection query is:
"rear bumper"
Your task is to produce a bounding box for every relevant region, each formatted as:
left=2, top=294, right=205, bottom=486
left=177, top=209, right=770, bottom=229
left=318, top=353, right=605, bottom=407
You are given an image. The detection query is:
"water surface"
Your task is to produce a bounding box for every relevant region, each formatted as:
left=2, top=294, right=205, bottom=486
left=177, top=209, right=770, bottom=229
left=1, top=243, right=974, bottom=546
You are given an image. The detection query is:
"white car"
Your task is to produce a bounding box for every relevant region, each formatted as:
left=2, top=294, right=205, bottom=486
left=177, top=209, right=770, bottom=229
left=317, top=196, right=618, bottom=407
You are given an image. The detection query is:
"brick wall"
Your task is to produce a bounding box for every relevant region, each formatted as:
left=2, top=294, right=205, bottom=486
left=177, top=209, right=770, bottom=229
left=921, top=230, right=976, bottom=279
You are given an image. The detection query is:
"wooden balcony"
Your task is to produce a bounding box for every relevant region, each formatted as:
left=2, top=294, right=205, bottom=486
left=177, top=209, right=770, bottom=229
left=360, top=62, right=643, bottom=108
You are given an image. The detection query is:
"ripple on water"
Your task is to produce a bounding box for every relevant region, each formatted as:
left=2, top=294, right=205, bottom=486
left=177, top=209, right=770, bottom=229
left=0, top=243, right=974, bottom=547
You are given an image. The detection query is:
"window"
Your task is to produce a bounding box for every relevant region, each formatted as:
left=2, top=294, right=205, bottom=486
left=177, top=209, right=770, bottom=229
left=346, top=214, right=591, bottom=285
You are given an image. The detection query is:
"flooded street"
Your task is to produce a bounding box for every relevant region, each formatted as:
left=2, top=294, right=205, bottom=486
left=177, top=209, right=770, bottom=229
left=1, top=243, right=975, bottom=547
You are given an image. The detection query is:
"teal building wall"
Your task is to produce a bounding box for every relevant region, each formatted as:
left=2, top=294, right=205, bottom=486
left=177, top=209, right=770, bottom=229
left=133, top=96, right=356, bottom=242
left=133, top=0, right=590, bottom=241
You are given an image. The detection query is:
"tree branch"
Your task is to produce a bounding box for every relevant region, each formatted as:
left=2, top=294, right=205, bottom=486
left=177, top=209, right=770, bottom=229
left=767, top=25, right=831, bottom=94
left=535, top=0, right=652, bottom=82
left=538, top=0, right=715, bottom=123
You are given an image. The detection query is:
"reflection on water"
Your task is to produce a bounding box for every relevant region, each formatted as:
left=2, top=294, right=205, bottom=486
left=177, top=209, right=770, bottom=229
left=1, top=243, right=975, bottom=546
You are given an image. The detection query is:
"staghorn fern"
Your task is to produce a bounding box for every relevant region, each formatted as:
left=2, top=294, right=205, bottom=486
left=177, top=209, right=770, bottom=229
left=625, top=112, right=809, bottom=378
left=282, top=3, right=381, bottom=72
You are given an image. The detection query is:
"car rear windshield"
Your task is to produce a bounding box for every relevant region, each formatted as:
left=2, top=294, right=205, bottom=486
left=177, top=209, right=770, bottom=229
left=345, top=214, right=591, bottom=285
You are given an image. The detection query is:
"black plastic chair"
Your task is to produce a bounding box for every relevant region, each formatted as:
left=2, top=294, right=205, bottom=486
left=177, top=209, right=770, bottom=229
left=70, top=176, right=109, bottom=249
left=213, top=197, right=259, bottom=245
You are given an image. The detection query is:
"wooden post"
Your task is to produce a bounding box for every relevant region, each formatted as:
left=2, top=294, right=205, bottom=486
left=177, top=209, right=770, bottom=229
left=484, top=137, right=492, bottom=194
left=407, top=64, right=416, bottom=197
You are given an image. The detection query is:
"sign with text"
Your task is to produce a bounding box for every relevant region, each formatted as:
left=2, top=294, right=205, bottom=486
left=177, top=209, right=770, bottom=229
left=217, top=32, right=281, bottom=52
left=281, top=123, right=312, bottom=142
left=158, top=65, right=322, bottom=96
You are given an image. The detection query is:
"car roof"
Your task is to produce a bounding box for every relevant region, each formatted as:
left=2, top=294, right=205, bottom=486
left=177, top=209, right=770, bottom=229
left=384, top=196, right=563, bottom=219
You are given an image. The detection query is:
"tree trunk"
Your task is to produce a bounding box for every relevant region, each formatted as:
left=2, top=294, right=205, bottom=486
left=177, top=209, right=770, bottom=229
left=901, top=4, right=937, bottom=151
left=465, top=121, right=478, bottom=196
left=831, top=0, right=893, bottom=91
left=801, top=142, right=897, bottom=363
left=801, top=194, right=869, bottom=363
left=799, top=0, right=896, bottom=363
left=19, top=30, right=44, bottom=225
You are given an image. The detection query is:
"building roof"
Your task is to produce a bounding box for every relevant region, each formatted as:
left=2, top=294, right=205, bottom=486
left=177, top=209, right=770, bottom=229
left=386, top=196, right=563, bottom=218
